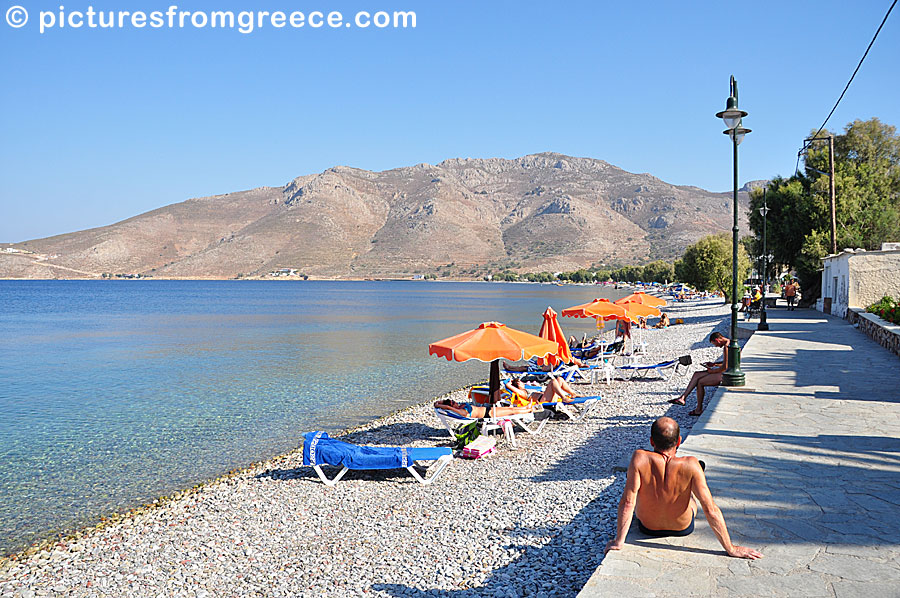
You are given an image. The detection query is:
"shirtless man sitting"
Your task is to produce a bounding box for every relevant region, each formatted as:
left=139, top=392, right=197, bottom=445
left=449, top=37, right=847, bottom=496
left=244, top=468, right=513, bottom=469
left=605, top=417, right=762, bottom=559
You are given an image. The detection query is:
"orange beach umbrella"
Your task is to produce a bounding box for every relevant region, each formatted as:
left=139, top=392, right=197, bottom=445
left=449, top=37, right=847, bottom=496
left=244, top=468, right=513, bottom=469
left=615, top=291, right=667, bottom=308
left=618, top=301, right=662, bottom=322
left=616, top=299, right=663, bottom=352
left=561, top=298, right=628, bottom=321
left=535, top=307, right=572, bottom=367
left=429, top=322, right=559, bottom=404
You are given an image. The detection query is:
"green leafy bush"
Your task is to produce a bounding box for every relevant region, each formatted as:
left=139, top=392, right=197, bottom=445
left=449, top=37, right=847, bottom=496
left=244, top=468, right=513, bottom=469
left=867, top=295, right=899, bottom=325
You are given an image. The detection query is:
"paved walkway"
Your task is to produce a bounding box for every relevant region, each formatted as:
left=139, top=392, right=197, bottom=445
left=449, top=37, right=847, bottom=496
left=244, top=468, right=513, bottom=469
left=578, top=307, right=900, bottom=598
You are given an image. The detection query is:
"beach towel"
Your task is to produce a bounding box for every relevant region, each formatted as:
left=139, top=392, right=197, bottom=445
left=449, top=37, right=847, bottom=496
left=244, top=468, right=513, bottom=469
left=302, top=431, right=447, bottom=470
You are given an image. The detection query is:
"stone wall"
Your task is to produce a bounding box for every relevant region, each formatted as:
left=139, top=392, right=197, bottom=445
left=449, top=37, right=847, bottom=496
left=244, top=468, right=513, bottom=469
left=849, top=251, right=900, bottom=309
left=847, top=307, right=900, bottom=358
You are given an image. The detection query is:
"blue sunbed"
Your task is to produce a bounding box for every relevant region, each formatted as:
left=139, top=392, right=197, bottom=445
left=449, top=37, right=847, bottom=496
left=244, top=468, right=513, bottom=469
left=302, top=431, right=453, bottom=486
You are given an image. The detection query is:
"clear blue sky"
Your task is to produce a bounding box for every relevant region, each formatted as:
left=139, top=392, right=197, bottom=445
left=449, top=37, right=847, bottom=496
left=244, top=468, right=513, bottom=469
left=2, top=0, right=898, bottom=242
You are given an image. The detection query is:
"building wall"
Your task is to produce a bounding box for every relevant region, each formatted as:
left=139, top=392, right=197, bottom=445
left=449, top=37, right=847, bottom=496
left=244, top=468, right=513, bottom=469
left=849, top=251, right=900, bottom=309
left=819, top=252, right=852, bottom=318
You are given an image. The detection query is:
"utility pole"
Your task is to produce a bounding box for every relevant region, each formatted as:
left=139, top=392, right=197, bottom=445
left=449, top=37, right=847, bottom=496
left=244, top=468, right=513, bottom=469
left=829, top=135, right=837, bottom=254
left=803, top=134, right=837, bottom=254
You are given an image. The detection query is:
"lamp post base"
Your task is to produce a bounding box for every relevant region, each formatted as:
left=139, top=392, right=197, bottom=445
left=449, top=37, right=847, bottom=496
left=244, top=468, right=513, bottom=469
left=722, top=369, right=746, bottom=386
left=722, top=344, right=745, bottom=386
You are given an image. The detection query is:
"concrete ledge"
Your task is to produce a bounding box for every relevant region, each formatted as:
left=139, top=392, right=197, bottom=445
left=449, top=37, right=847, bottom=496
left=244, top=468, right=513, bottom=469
left=578, top=310, right=900, bottom=597
left=579, top=383, right=733, bottom=598
left=847, top=307, right=900, bottom=358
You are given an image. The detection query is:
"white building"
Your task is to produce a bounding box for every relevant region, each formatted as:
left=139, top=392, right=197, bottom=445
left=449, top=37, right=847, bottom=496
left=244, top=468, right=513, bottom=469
left=817, top=243, right=900, bottom=318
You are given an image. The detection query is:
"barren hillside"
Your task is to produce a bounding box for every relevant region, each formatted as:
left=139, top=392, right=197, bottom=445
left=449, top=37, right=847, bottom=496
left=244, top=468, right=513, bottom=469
left=1, top=153, right=750, bottom=279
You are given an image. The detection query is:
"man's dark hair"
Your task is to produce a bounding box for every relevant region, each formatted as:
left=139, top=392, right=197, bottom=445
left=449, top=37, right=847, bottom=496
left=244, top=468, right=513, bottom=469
left=709, top=331, right=725, bottom=343
left=651, top=417, right=680, bottom=450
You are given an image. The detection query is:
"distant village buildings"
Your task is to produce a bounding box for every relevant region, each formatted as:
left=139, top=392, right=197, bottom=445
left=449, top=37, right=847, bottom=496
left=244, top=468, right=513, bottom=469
left=268, top=268, right=307, bottom=279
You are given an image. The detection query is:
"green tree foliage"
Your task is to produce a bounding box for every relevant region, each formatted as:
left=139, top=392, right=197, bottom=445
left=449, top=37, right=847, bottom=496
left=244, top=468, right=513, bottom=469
left=641, top=260, right=675, bottom=283
left=491, top=261, right=677, bottom=285
left=750, top=118, right=900, bottom=295
left=491, top=270, right=520, bottom=281
left=523, top=271, right=555, bottom=282
left=612, top=265, right=644, bottom=282
left=557, top=269, right=594, bottom=283
left=676, top=233, right=750, bottom=302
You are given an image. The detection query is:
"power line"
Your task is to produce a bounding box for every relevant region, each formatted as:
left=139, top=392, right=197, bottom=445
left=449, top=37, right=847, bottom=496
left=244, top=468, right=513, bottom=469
left=798, top=0, right=897, bottom=156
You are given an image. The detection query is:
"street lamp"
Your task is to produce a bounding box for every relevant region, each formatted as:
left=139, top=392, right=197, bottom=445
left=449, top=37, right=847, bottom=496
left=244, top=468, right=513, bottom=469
left=758, top=190, right=769, bottom=331
left=715, top=75, right=750, bottom=386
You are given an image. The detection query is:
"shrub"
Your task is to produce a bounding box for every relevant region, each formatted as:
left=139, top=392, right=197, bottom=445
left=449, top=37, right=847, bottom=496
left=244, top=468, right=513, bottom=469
left=867, top=295, right=899, bottom=325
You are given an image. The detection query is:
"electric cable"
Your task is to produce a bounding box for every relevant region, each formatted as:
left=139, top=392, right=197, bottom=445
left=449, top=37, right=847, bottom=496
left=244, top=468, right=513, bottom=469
left=798, top=0, right=897, bottom=157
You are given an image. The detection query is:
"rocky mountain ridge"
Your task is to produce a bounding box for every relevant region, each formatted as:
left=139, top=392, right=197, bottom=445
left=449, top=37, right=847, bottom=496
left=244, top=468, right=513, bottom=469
left=1, top=153, right=751, bottom=279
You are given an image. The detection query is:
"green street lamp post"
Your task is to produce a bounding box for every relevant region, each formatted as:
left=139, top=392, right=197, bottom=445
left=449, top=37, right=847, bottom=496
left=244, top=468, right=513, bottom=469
left=758, top=190, right=770, bottom=331
left=715, top=75, right=749, bottom=386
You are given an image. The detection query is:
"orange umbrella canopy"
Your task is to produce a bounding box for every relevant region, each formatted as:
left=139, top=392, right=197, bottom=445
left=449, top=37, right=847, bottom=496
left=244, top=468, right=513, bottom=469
left=429, top=321, right=559, bottom=363
left=561, top=298, right=628, bottom=321
left=535, top=307, right=572, bottom=367
left=619, top=301, right=662, bottom=322
left=615, top=292, right=667, bottom=307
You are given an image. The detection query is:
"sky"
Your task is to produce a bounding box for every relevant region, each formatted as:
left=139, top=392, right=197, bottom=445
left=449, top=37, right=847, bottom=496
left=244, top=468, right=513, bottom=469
left=1, top=0, right=898, bottom=242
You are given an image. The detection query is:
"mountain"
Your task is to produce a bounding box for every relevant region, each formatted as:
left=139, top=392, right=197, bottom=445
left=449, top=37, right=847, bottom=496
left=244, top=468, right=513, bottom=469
left=0, top=153, right=750, bottom=279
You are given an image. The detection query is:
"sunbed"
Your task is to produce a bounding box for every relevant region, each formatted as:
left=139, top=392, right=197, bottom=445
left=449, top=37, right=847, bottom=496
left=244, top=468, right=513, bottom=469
left=501, top=361, right=585, bottom=384
left=541, top=395, right=603, bottom=421
left=433, top=404, right=549, bottom=449
left=301, top=431, right=453, bottom=486
left=618, top=358, right=683, bottom=381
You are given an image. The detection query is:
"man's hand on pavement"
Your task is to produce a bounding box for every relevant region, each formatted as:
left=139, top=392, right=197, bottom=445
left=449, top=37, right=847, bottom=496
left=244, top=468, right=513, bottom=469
left=727, top=545, right=763, bottom=559
left=604, top=540, right=624, bottom=554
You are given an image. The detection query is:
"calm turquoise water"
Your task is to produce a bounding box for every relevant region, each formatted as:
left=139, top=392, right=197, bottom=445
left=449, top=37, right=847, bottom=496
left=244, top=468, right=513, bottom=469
left=0, top=280, right=622, bottom=554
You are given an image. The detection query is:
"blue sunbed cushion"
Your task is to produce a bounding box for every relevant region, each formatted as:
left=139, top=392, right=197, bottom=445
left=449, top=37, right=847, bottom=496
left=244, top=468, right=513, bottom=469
left=302, top=431, right=450, bottom=470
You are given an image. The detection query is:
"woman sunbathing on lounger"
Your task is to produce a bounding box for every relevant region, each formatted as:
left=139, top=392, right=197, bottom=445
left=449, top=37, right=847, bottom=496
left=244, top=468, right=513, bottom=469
left=433, top=399, right=541, bottom=419
left=505, top=377, right=579, bottom=405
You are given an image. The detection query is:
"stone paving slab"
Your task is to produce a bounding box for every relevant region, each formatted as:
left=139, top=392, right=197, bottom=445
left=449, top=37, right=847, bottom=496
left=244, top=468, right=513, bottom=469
left=578, top=308, right=900, bottom=598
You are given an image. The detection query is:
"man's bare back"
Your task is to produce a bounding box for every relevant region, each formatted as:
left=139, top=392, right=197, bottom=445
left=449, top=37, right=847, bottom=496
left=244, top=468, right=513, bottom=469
left=631, top=449, right=699, bottom=532
left=605, top=417, right=762, bottom=559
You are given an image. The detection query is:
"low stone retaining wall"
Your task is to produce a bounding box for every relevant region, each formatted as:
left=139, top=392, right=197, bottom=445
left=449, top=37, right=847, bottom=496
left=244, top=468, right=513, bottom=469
left=847, top=307, right=900, bottom=358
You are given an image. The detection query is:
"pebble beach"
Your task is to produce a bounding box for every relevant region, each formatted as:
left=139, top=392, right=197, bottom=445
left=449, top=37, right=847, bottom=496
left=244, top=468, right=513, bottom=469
left=1, top=299, right=733, bottom=598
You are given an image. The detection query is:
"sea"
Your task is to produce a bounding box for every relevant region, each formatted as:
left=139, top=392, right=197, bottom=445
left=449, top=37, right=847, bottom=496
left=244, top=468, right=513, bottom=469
left=0, top=280, right=627, bottom=555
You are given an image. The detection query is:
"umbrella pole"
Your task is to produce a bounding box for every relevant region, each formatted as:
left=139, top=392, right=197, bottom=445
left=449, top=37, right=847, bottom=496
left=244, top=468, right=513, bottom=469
left=488, top=359, right=500, bottom=406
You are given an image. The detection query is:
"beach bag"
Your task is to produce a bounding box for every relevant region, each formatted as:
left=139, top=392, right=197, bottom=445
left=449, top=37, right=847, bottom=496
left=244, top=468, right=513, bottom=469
left=462, top=435, right=496, bottom=459
left=678, top=355, right=693, bottom=366
left=455, top=421, right=481, bottom=449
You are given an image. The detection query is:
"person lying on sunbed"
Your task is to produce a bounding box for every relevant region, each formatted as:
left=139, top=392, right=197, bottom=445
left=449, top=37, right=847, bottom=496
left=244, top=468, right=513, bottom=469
left=578, top=338, right=625, bottom=359
left=568, top=333, right=590, bottom=349
left=506, top=376, right=579, bottom=405
left=433, top=399, right=542, bottom=418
